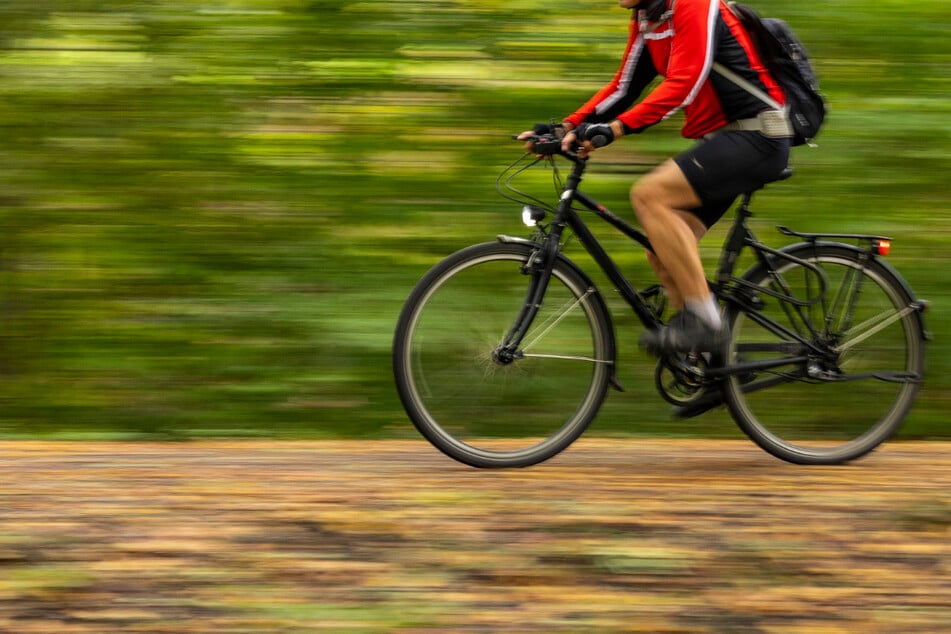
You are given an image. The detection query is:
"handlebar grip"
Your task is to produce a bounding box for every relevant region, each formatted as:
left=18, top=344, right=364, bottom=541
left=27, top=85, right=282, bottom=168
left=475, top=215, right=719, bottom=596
left=589, top=134, right=610, bottom=148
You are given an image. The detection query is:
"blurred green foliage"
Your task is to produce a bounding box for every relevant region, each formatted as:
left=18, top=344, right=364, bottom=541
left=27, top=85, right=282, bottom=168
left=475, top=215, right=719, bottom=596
left=0, top=0, right=947, bottom=439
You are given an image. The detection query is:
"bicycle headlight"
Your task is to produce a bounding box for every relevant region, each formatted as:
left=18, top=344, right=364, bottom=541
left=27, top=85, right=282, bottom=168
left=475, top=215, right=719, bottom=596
left=521, top=205, right=547, bottom=227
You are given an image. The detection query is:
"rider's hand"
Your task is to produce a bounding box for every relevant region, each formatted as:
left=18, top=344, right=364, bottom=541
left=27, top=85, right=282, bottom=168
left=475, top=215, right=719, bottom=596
left=576, top=123, right=615, bottom=154
left=567, top=121, right=624, bottom=158
left=517, top=122, right=567, bottom=153
left=560, top=129, right=579, bottom=155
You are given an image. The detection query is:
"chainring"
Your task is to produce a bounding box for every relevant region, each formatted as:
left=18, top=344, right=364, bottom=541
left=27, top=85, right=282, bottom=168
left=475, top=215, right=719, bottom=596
left=655, top=352, right=712, bottom=406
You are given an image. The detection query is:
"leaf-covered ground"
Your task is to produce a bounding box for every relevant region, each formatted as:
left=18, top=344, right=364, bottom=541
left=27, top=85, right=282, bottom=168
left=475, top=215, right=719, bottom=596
left=0, top=439, right=948, bottom=632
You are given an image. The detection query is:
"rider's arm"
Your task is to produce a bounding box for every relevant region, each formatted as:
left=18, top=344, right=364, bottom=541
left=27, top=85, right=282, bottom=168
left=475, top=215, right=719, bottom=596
left=615, top=0, right=717, bottom=133
left=563, top=19, right=657, bottom=130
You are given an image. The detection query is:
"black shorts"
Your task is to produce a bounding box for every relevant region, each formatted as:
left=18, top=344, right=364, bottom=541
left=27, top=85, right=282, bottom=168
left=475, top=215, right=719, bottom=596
left=674, top=131, right=791, bottom=228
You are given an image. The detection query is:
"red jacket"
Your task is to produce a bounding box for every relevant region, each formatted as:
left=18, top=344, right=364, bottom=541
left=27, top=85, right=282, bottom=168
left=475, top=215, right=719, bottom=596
left=564, top=0, right=785, bottom=139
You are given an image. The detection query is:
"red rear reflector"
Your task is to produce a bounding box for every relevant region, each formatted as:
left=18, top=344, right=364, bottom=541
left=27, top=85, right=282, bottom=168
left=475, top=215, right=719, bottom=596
left=874, top=239, right=891, bottom=256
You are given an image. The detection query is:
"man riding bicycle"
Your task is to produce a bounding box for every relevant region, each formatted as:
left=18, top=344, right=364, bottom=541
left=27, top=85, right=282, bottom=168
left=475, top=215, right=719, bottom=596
left=519, top=0, right=791, bottom=355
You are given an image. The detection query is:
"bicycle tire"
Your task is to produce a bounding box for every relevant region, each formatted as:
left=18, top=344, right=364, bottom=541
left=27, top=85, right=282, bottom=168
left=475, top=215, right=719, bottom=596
left=723, top=242, right=925, bottom=465
left=393, top=242, right=615, bottom=468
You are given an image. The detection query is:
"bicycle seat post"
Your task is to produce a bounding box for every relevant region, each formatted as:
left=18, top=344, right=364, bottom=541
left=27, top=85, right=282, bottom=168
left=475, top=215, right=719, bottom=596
left=716, top=191, right=755, bottom=283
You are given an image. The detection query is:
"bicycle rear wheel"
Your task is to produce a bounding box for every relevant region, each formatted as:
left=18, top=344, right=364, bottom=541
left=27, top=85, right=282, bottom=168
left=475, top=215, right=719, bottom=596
left=724, top=243, right=925, bottom=464
left=393, top=242, right=615, bottom=468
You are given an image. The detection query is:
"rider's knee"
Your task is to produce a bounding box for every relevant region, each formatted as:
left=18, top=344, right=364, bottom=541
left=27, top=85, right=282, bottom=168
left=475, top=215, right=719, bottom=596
left=630, top=177, right=661, bottom=220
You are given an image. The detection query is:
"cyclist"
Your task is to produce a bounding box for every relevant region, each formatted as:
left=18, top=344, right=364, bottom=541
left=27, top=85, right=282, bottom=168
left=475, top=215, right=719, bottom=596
left=519, top=0, right=791, bottom=355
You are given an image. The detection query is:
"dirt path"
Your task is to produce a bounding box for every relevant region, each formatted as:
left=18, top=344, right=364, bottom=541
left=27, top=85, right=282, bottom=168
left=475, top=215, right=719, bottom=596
left=0, top=439, right=949, bottom=632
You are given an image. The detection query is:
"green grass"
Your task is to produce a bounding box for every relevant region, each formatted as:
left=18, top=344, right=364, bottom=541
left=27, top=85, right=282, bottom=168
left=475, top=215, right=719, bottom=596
left=0, top=0, right=948, bottom=438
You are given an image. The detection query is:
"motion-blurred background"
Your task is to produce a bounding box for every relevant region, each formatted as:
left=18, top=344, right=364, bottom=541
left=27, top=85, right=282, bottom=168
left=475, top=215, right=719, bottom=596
left=0, top=0, right=947, bottom=439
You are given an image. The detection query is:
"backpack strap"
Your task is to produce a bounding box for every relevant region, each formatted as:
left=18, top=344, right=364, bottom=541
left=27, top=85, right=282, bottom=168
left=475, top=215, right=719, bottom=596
left=710, top=63, right=793, bottom=138
left=640, top=0, right=677, bottom=33
left=710, top=62, right=782, bottom=111
left=656, top=0, right=677, bottom=23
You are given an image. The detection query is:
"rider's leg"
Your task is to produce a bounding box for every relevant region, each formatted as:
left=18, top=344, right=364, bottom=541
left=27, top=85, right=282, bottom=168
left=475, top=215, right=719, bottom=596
left=632, top=159, right=720, bottom=330
left=633, top=132, right=789, bottom=354
left=643, top=213, right=707, bottom=313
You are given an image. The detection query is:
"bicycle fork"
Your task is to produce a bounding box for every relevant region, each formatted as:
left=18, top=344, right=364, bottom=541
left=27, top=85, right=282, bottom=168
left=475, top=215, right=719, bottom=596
left=494, top=155, right=595, bottom=362
left=492, top=240, right=559, bottom=364
left=493, top=167, right=585, bottom=365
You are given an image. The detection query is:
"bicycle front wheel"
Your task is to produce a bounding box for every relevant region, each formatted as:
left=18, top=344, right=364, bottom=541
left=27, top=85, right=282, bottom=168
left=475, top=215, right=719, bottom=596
left=393, top=242, right=615, bottom=468
left=724, top=243, right=926, bottom=464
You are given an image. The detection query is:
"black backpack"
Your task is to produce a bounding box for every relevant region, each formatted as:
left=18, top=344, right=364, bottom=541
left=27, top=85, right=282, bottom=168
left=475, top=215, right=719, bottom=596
left=725, top=2, right=827, bottom=146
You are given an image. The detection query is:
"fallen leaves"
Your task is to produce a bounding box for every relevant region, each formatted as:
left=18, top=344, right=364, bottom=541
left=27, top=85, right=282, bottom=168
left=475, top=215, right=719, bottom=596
left=0, top=439, right=948, bottom=632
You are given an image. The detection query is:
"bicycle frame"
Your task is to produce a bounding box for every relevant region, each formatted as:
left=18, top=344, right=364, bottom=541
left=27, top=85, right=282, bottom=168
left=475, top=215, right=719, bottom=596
left=494, top=150, right=927, bottom=386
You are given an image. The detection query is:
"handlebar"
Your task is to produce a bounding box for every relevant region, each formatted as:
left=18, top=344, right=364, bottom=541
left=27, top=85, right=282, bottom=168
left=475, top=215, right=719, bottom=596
left=513, top=130, right=610, bottom=160
left=522, top=134, right=564, bottom=156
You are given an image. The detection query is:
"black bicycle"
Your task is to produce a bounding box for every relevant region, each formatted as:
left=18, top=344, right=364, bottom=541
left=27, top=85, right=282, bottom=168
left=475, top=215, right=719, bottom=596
left=393, top=134, right=930, bottom=468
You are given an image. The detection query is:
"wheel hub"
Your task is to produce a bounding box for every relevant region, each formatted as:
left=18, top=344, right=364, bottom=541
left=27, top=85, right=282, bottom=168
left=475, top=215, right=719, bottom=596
left=492, top=346, right=518, bottom=365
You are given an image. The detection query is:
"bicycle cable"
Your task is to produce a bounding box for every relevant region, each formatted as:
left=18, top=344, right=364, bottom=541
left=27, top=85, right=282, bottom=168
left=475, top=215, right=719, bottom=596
left=495, top=153, right=557, bottom=212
